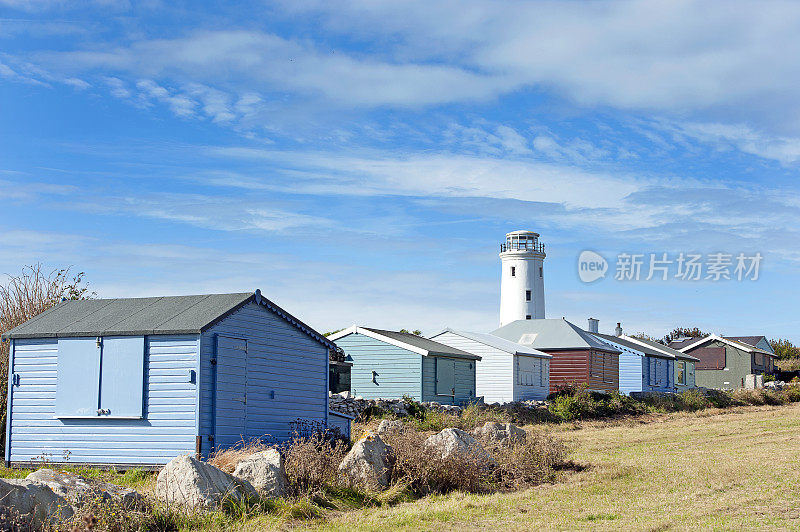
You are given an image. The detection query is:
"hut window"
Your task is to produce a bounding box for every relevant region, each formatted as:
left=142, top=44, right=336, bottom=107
left=525, top=290, right=531, bottom=301
left=590, top=353, right=600, bottom=378
left=517, top=356, right=538, bottom=386
left=603, top=354, right=613, bottom=383
left=56, top=336, right=145, bottom=419
left=511, top=266, right=516, bottom=277
left=676, top=361, right=686, bottom=385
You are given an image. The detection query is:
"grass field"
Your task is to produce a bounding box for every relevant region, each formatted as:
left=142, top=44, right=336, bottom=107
left=277, top=404, right=800, bottom=531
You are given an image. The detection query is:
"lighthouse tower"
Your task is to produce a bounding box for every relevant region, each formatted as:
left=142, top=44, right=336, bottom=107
left=499, top=230, right=546, bottom=326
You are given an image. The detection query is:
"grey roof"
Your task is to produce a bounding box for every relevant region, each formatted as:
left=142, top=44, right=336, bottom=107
left=3, top=291, right=338, bottom=352
left=491, top=319, right=619, bottom=352
left=593, top=333, right=677, bottom=360
left=667, top=337, right=702, bottom=350
left=361, top=327, right=480, bottom=360
left=671, top=334, right=774, bottom=357
left=621, top=335, right=700, bottom=361
left=724, top=336, right=773, bottom=353
left=431, top=328, right=551, bottom=358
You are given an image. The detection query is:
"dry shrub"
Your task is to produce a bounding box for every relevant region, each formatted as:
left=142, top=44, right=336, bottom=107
left=492, top=430, right=568, bottom=490
left=384, top=429, right=489, bottom=495
left=208, top=440, right=271, bottom=473
left=284, top=434, right=348, bottom=497
left=0, top=265, right=94, bottom=455
left=731, top=388, right=785, bottom=406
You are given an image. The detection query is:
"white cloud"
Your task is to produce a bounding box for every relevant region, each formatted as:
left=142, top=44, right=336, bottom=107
left=658, top=121, right=800, bottom=165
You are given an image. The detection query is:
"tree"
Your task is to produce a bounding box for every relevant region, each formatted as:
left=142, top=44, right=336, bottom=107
left=629, top=332, right=661, bottom=343
left=769, top=338, right=800, bottom=360
left=662, top=327, right=710, bottom=345
left=0, top=265, right=94, bottom=454
left=399, top=329, right=422, bottom=336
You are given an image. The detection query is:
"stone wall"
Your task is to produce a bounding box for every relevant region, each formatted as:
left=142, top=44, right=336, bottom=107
left=328, top=391, right=547, bottom=419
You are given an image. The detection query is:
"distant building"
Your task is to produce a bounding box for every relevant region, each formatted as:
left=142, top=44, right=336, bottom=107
left=499, top=230, right=546, bottom=326
left=585, top=320, right=699, bottom=394
left=492, top=318, right=620, bottom=393
left=329, top=327, right=481, bottom=405
left=670, top=334, right=777, bottom=389
left=621, top=335, right=699, bottom=392
left=2, top=290, right=336, bottom=468
left=430, top=328, right=551, bottom=403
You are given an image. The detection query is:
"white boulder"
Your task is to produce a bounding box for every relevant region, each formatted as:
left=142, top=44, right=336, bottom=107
left=0, top=478, right=73, bottom=526
left=472, top=422, right=527, bottom=446
left=232, top=449, right=287, bottom=498
left=425, top=428, right=494, bottom=466
left=156, top=455, right=257, bottom=510
left=26, top=468, right=144, bottom=509
left=337, top=432, right=393, bottom=490
left=376, top=419, right=404, bottom=437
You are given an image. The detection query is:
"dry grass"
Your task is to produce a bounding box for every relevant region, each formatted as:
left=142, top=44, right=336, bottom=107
left=284, top=435, right=349, bottom=497
left=208, top=440, right=271, bottom=474
left=384, top=429, right=489, bottom=496
left=299, top=403, right=800, bottom=531
left=490, top=430, right=568, bottom=490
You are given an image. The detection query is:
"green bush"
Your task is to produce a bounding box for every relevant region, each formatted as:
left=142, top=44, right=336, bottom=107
left=676, top=389, right=712, bottom=411
left=547, top=388, right=646, bottom=422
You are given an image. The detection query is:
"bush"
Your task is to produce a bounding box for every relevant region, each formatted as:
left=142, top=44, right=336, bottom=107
left=209, top=440, right=271, bottom=474
left=783, top=385, right=800, bottom=402
left=492, top=430, right=567, bottom=490
left=284, top=434, right=348, bottom=497
left=676, top=389, right=712, bottom=411
left=547, top=388, right=646, bottom=421
left=384, top=428, right=489, bottom=495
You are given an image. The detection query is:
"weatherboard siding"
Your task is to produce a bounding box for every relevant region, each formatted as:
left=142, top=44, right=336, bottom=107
left=547, top=350, right=589, bottom=392
left=335, top=333, right=422, bottom=401
left=618, top=351, right=643, bottom=394
left=198, top=302, right=329, bottom=455
left=513, top=355, right=550, bottom=401
left=431, top=332, right=514, bottom=403
left=8, top=335, right=199, bottom=466
left=421, top=355, right=476, bottom=405
left=642, top=357, right=673, bottom=393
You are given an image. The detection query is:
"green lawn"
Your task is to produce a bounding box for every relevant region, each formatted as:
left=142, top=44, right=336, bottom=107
left=286, top=404, right=800, bottom=531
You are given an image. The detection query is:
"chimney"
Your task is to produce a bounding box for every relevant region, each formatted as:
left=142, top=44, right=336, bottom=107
left=587, top=318, right=599, bottom=334
left=615, top=322, right=623, bottom=336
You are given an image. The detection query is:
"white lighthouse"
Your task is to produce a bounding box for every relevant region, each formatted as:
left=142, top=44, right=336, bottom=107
left=499, top=230, right=546, bottom=326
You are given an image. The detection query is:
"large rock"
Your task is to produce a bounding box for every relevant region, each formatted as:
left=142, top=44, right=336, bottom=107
left=425, top=428, right=494, bottom=466
left=26, top=468, right=144, bottom=509
left=156, top=455, right=257, bottom=510
left=232, top=449, right=287, bottom=498
left=376, top=419, right=404, bottom=437
left=337, top=432, right=393, bottom=490
left=0, top=478, right=73, bottom=526
left=472, top=422, right=526, bottom=446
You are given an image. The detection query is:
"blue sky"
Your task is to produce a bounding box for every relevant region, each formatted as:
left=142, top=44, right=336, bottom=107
left=1, top=0, right=799, bottom=342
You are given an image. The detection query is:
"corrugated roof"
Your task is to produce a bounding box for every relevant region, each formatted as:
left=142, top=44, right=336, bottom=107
left=3, top=291, right=339, bottom=354
left=431, top=328, right=551, bottom=358
left=359, top=327, right=480, bottom=360
left=621, top=335, right=700, bottom=361
left=491, top=319, right=619, bottom=352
